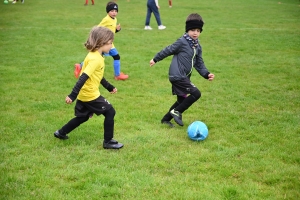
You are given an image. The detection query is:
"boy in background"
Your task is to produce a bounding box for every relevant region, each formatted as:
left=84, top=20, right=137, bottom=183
left=84, top=0, right=94, bottom=5
left=169, top=0, right=172, bottom=8
left=75, top=1, right=129, bottom=81
left=144, top=0, right=166, bottom=30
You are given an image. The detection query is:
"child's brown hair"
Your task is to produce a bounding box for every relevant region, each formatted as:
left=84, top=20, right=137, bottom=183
left=84, top=26, right=114, bottom=52
left=186, top=13, right=203, bottom=22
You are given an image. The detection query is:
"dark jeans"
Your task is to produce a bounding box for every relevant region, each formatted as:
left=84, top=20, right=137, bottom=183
left=145, top=0, right=162, bottom=26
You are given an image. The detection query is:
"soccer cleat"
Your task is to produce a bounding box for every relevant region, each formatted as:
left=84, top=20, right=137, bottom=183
left=74, top=63, right=81, bottom=78
left=114, top=72, right=129, bottom=80
left=144, top=26, right=153, bottom=30
left=158, top=25, right=166, bottom=30
left=170, top=109, right=183, bottom=126
left=54, top=130, right=69, bottom=140
left=161, top=120, right=175, bottom=128
left=103, top=139, right=124, bottom=149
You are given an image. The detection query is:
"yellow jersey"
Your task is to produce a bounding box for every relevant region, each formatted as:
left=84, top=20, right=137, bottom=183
left=77, top=51, right=105, bottom=102
left=98, top=14, right=117, bottom=48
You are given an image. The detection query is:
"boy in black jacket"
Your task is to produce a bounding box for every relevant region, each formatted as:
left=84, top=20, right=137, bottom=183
left=150, top=13, right=215, bottom=127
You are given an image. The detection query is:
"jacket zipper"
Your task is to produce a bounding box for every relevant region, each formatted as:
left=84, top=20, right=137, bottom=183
left=187, top=48, right=196, bottom=76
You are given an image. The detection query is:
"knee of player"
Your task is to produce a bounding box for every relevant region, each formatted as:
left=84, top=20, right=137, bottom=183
left=112, top=54, right=120, bottom=60
left=191, top=90, right=201, bottom=100
left=106, top=107, right=116, bottom=118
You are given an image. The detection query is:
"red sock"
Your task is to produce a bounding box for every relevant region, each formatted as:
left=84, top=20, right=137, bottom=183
left=91, top=0, right=94, bottom=4
left=85, top=0, right=88, bottom=4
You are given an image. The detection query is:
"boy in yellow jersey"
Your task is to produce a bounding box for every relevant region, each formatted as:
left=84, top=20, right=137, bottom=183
left=55, top=26, right=124, bottom=149
left=75, top=1, right=129, bottom=81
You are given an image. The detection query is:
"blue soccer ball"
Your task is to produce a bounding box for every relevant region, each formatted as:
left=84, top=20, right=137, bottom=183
left=187, top=121, right=208, bottom=141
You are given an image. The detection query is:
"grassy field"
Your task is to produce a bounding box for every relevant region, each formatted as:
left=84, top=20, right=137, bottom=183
left=0, top=0, right=299, bottom=199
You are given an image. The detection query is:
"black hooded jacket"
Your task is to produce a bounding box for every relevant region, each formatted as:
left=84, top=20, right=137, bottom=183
left=153, top=36, right=210, bottom=82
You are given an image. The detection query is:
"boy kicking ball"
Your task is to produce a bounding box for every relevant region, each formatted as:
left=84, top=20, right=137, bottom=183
left=150, top=13, right=215, bottom=127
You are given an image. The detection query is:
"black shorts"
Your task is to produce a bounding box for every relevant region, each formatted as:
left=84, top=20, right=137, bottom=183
left=74, top=95, right=113, bottom=117
left=171, top=78, right=198, bottom=96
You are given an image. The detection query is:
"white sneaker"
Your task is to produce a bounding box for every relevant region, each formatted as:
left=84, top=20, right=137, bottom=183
left=144, top=26, right=152, bottom=30
left=158, top=25, right=166, bottom=30
left=12, top=0, right=16, bottom=3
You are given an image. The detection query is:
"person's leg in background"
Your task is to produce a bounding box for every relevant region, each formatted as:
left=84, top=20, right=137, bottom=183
left=109, top=48, right=129, bottom=80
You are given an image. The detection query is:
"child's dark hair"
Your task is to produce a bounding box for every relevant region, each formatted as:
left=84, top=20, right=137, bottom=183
left=185, top=13, right=204, bottom=33
left=186, top=13, right=204, bottom=22
left=84, top=26, right=114, bottom=52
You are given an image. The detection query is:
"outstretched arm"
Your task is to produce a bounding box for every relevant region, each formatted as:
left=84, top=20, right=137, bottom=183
left=151, top=38, right=182, bottom=65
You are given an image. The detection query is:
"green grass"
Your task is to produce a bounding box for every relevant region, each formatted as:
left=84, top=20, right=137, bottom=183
left=0, top=0, right=299, bottom=199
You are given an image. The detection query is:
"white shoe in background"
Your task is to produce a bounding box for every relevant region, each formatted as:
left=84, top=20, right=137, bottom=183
left=158, top=25, right=166, bottom=30
left=144, top=26, right=153, bottom=30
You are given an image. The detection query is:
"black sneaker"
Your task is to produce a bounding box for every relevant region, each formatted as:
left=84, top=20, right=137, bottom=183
left=161, top=120, right=175, bottom=128
left=170, top=109, right=183, bottom=126
left=103, top=139, right=124, bottom=149
left=54, top=130, right=69, bottom=140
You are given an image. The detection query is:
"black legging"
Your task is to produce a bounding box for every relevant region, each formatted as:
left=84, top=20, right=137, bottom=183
left=161, top=89, right=201, bottom=122
left=175, top=89, right=201, bottom=113
left=60, top=116, right=89, bottom=134
left=103, top=107, right=115, bottom=141
left=59, top=107, right=116, bottom=141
